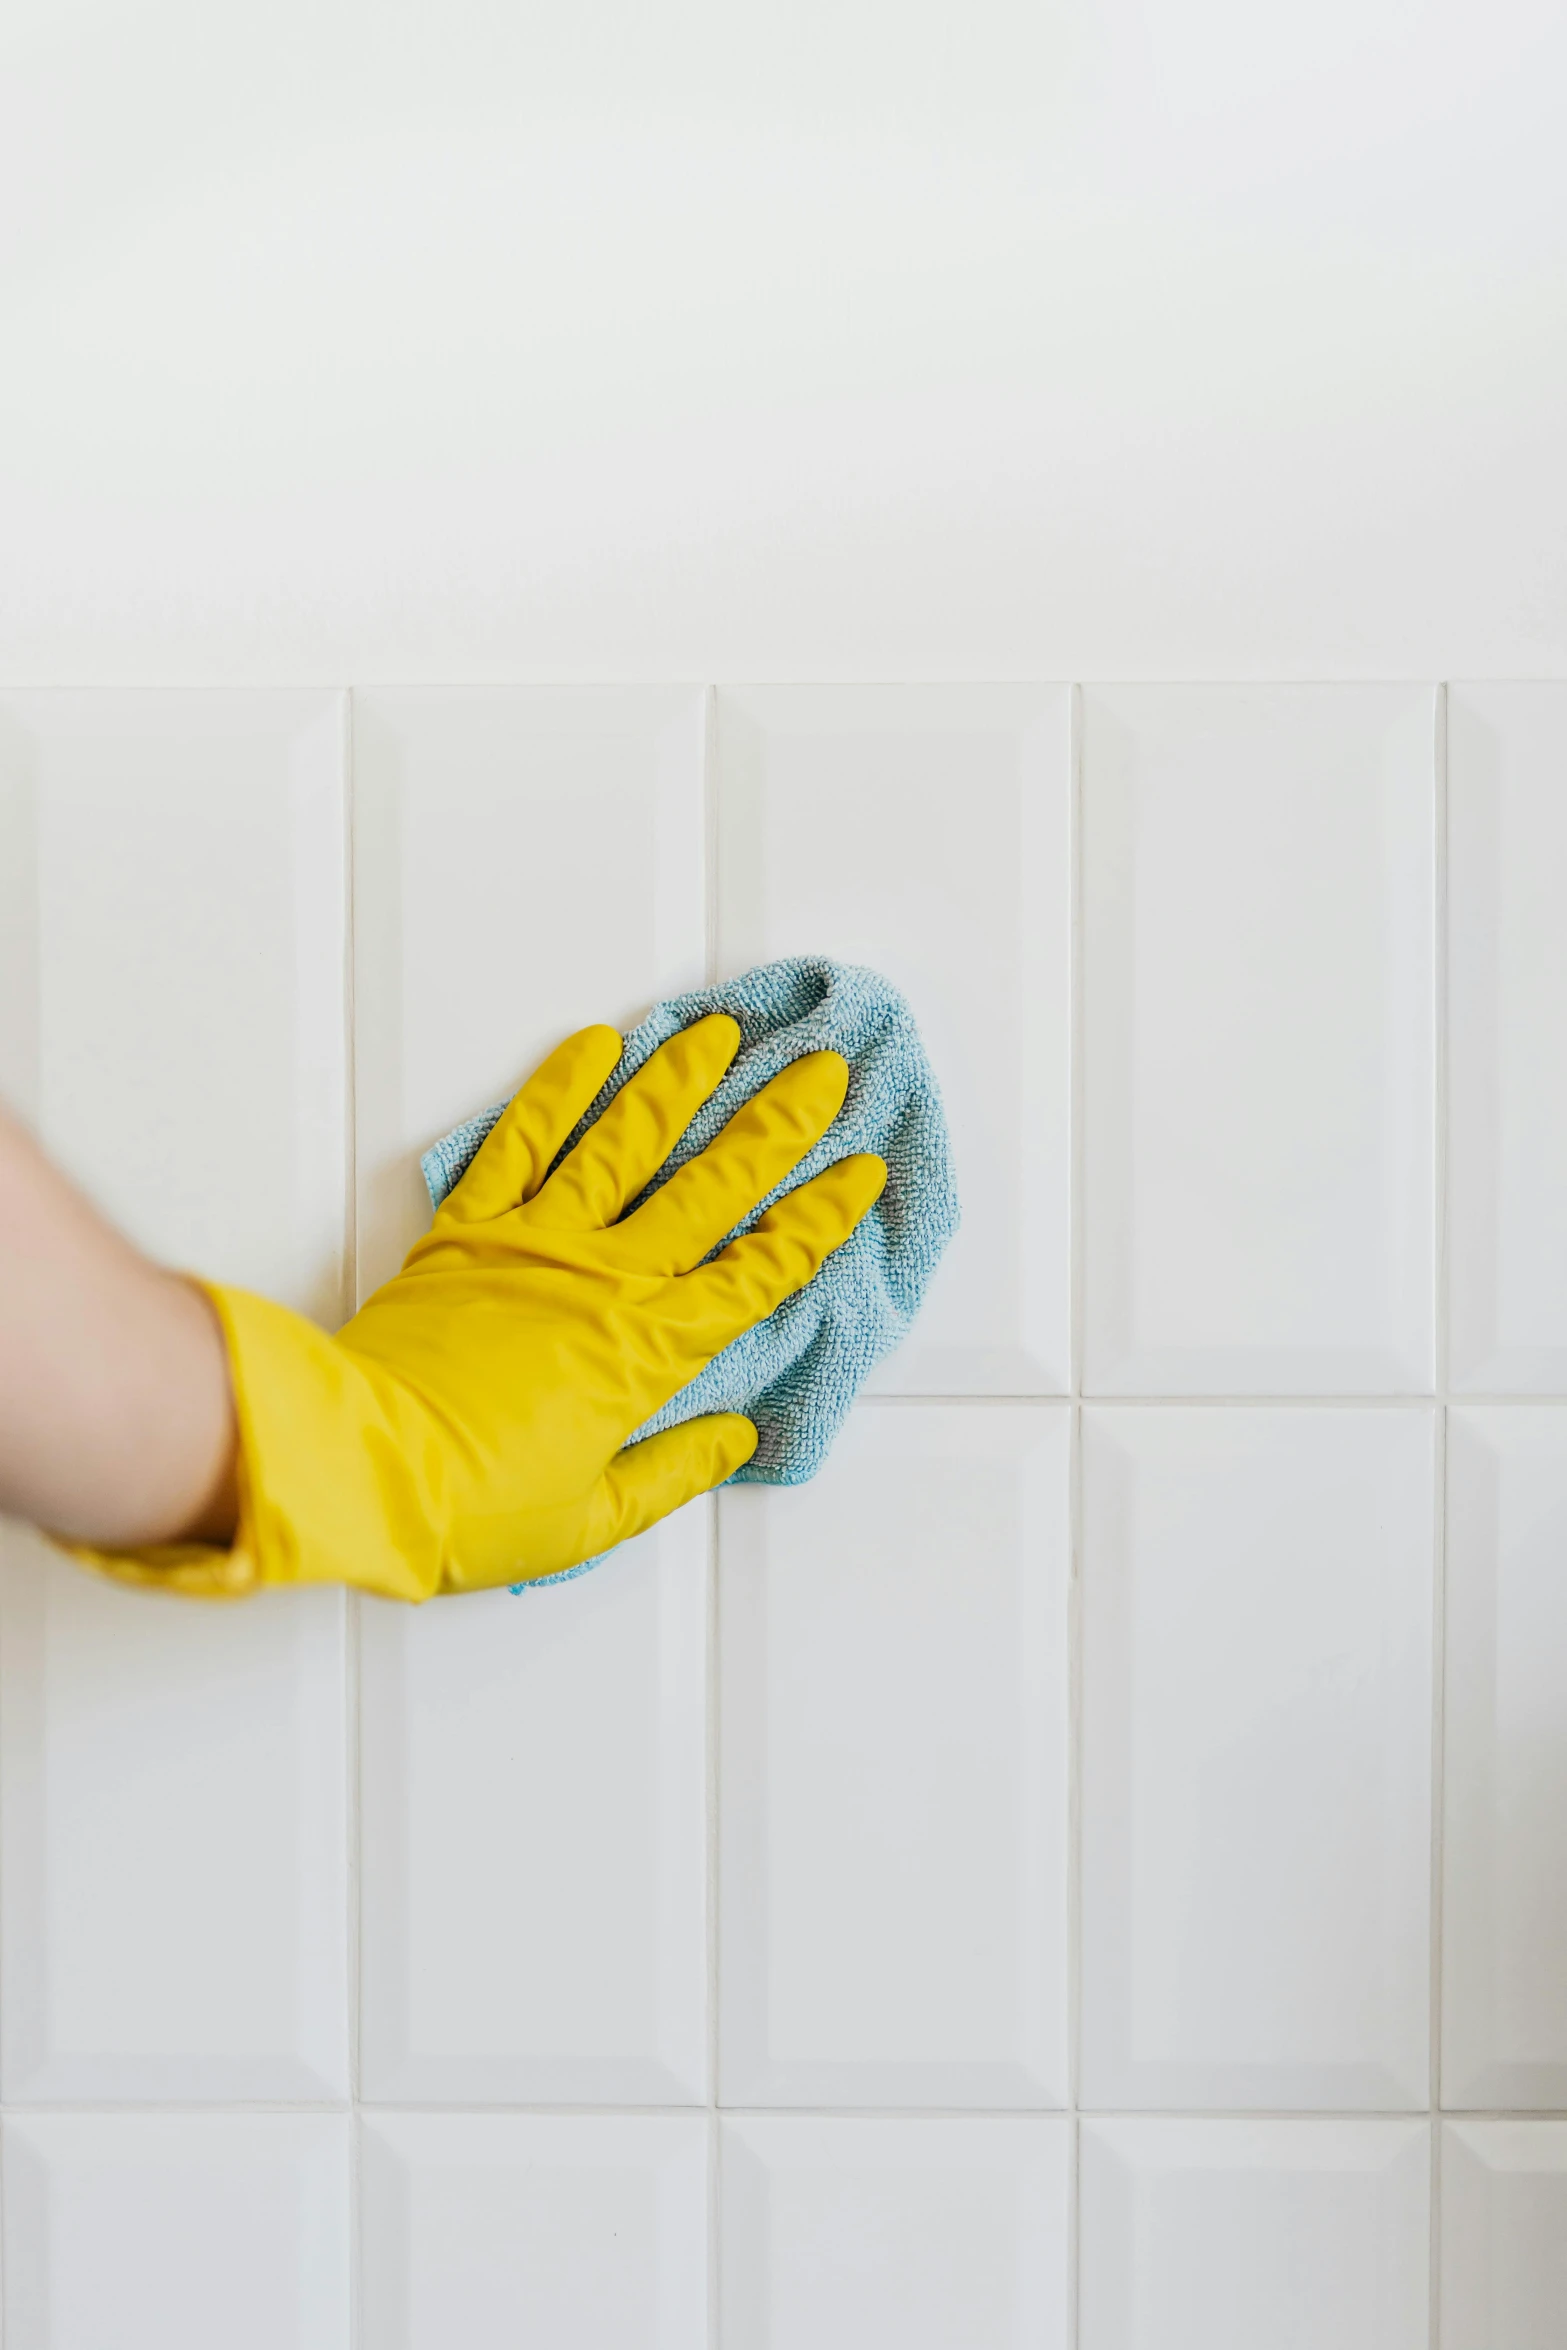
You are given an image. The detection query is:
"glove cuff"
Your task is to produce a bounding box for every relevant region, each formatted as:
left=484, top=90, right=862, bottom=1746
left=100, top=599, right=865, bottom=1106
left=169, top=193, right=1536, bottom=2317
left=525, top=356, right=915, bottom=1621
left=57, top=1284, right=449, bottom=1604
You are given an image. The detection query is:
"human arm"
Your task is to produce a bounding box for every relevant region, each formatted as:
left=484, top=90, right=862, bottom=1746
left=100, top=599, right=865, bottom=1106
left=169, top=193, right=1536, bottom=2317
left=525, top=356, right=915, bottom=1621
left=0, top=1103, right=238, bottom=1547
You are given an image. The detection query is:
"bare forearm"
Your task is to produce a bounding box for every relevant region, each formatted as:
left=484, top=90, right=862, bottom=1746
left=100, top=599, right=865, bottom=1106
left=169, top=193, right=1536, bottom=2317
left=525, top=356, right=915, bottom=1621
left=0, top=1107, right=237, bottom=1546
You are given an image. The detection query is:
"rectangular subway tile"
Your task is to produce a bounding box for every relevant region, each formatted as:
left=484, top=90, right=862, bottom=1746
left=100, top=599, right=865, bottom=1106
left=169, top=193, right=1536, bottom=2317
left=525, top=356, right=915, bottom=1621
left=361, top=2112, right=707, bottom=2350
left=721, top=2116, right=1069, bottom=2350
left=1443, top=1407, right=1567, bottom=2106
left=0, top=688, right=349, bottom=1313
left=1080, top=1406, right=1434, bottom=2110
left=1, top=1555, right=348, bottom=2102
left=719, top=1405, right=1069, bottom=2109
left=1441, top=2119, right=1567, bottom=2350
left=1448, top=684, right=1567, bottom=1389
left=1079, top=2119, right=1429, bottom=2350
left=352, top=685, right=706, bottom=1293
left=360, top=1511, right=708, bottom=2104
left=3, top=2113, right=349, bottom=2350
left=0, top=689, right=350, bottom=2102
left=1082, top=684, right=1435, bottom=1393
left=715, top=685, right=1072, bottom=1392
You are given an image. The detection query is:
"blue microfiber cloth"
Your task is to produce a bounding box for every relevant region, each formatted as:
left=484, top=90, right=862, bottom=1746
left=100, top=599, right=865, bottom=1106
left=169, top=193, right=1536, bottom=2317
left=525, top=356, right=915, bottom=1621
left=422, top=956, right=959, bottom=1583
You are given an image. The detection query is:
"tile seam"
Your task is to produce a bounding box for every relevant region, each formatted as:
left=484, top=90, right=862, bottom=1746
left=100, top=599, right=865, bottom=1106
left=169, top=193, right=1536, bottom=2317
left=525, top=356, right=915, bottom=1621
left=344, top=687, right=364, bottom=2350
left=1430, top=680, right=1451, bottom=2350
left=1067, top=679, right=1085, bottom=2347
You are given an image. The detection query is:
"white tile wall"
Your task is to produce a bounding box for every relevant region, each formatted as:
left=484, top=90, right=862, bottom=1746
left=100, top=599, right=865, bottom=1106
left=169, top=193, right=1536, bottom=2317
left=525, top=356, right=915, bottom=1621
left=1440, top=2119, right=1567, bottom=2349
left=360, top=1514, right=708, bottom=2105
left=1082, top=685, right=1435, bottom=1395
left=1080, top=1406, right=1434, bottom=2111
left=360, top=2112, right=707, bottom=2350
left=0, top=690, right=350, bottom=2106
left=0, top=1550, right=348, bottom=2102
left=1079, top=2119, right=1430, bottom=2350
left=353, top=686, right=706, bottom=1292
left=719, top=1406, right=1069, bottom=2108
left=1448, top=685, right=1567, bottom=1390
left=716, top=687, right=1072, bottom=1393
left=721, top=2116, right=1070, bottom=2350
left=1, top=680, right=1564, bottom=2338
left=1442, top=1407, right=1567, bottom=2108
left=2, top=2112, right=350, bottom=2350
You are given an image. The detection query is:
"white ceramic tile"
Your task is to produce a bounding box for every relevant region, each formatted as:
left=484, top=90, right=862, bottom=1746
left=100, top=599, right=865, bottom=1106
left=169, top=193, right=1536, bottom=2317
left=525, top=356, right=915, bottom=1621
left=1080, top=1406, right=1433, bottom=2109
left=1441, top=2120, right=1567, bottom=2350
left=0, top=1531, right=349, bottom=2100
left=719, top=1405, right=1069, bottom=2108
left=721, top=2116, right=1069, bottom=2350
left=1443, top=1407, right=1567, bottom=2106
left=360, top=1508, right=707, bottom=2103
left=0, top=688, right=349, bottom=1321
left=2, top=2113, right=349, bottom=2350
left=353, top=685, right=706, bottom=1291
left=1449, top=684, right=1567, bottom=1389
left=361, top=2113, right=707, bottom=2350
left=0, top=690, right=350, bottom=2102
left=1082, top=684, right=1435, bottom=1394
left=715, top=685, right=1071, bottom=1393
left=1079, top=2119, right=1429, bottom=2350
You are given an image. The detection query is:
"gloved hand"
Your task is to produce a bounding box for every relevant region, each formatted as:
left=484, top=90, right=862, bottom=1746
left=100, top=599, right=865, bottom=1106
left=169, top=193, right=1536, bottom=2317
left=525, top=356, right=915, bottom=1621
left=64, top=1013, right=884, bottom=1601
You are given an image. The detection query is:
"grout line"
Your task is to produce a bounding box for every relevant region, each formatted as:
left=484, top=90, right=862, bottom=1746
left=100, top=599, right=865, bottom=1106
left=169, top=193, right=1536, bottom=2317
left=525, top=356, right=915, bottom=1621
left=1070, top=681, right=1086, bottom=1405
left=343, top=688, right=364, bottom=2350
left=346, top=1588, right=364, bottom=2350
left=1429, top=1412, right=1449, bottom=2349
left=1067, top=679, right=1085, bottom=2350
left=859, top=1392, right=1444, bottom=1409
left=1434, top=682, right=1450, bottom=1409
left=9, top=2096, right=1567, bottom=2119
left=703, top=695, right=721, bottom=2347
left=706, top=1493, right=721, bottom=2350
left=1429, top=681, right=1450, bottom=2350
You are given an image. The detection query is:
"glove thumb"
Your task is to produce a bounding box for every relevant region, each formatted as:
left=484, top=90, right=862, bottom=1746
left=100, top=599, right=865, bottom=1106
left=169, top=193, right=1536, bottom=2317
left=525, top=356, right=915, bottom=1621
left=580, top=1413, right=759, bottom=1559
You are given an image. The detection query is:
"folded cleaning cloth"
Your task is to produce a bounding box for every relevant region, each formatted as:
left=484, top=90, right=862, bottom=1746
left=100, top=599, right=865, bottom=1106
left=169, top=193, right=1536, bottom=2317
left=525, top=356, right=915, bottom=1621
left=423, top=956, right=959, bottom=1582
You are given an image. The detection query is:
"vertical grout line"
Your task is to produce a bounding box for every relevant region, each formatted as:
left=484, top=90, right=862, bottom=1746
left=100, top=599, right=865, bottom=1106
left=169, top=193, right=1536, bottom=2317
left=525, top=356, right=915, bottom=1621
left=1069, top=688, right=1086, bottom=1406
left=1434, top=680, right=1450, bottom=1410
left=347, top=1590, right=364, bottom=2350
left=1067, top=681, right=1085, bottom=2346
left=703, top=686, right=722, bottom=2346
left=0, top=1966, right=7, bottom=2345
left=706, top=1489, right=722, bottom=2349
left=343, top=687, right=364, bottom=2350
left=1429, top=682, right=1450, bottom=2348
left=1429, top=1407, right=1448, bottom=2350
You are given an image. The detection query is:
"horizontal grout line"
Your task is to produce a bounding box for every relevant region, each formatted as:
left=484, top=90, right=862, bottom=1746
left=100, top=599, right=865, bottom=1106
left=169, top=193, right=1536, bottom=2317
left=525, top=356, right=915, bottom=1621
left=863, top=1394, right=1567, bottom=1409
left=9, top=2115, right=1559, bottom=2133
left=862, top=1393, right=1448, bottom=1409
left=0, top=2100, right=355, bottom=2117
left=14, top=676, right=1566, bottom=694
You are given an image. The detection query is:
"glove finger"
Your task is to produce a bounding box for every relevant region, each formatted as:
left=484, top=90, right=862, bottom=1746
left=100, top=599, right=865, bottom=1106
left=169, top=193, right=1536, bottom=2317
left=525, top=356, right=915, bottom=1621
left=440, top=1024, right=623, bottom=1223
left=577, top=1413, right=759, bottom=1559
left=535, top=1013, right=741, bottom=1230
left=614, top=1049, right=850, bottom=1273
left=659, top=1153, right=887, bottom=1359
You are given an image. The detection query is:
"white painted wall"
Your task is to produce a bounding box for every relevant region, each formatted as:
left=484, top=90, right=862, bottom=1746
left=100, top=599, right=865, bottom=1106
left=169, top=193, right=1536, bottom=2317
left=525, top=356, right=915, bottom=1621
left=1, top=0, right=1564, bottom=685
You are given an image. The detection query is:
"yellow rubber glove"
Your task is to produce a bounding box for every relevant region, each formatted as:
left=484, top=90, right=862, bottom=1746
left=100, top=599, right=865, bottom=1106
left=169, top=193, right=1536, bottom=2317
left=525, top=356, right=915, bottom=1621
left=65, top=1014, right=885, bottom=1602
